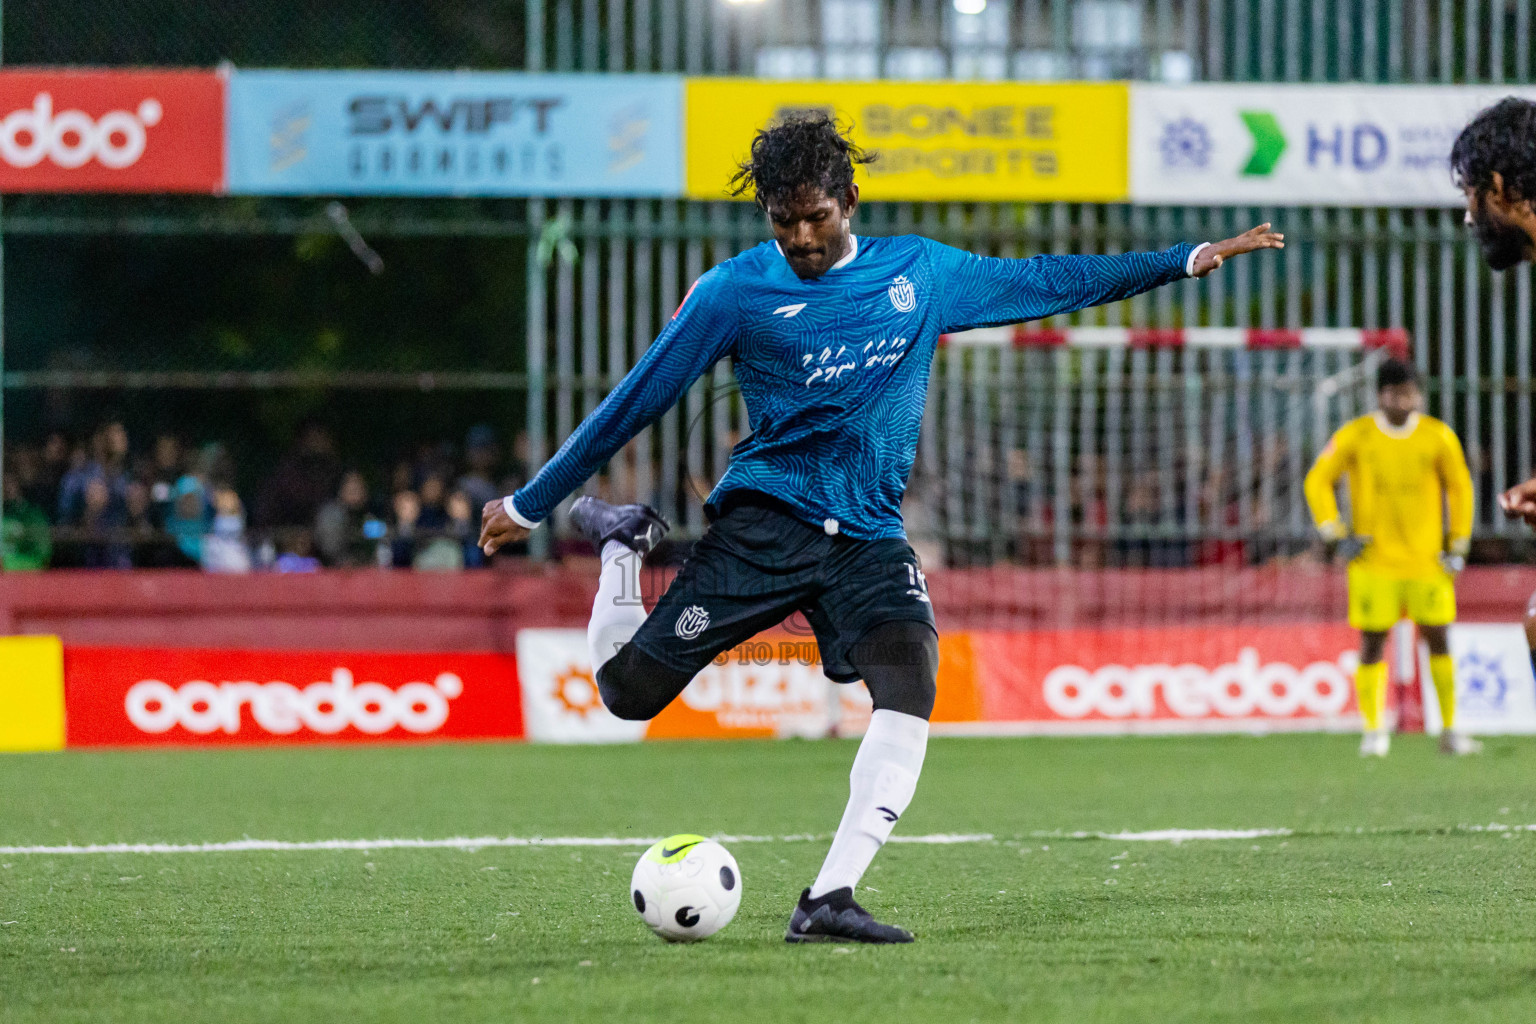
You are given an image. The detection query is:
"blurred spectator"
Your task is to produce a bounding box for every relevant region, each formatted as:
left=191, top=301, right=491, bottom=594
left=57, top=421, right=131, bottom=524
left=165, top=475, right=211, bottom=565
left=390, top=489, right=422, bottom=568
left=202, top=486, right=252, bottom=573
left=122, top=479, right=172, bottom=567
left=446, top=490, right=485, bottom=568
left=25, top=432, right=70, bottom=513
left=78, top=475, right=131, bottom=568
left=456, top=425, right=502, bottom=511
left=417, top=473, right=450, bottom=532
left=253, top=421, right=341, bottom=533
left=315, top=471, right=384, bottom=567
left=272, top=527, right=321, bottom=573
left=2, top=471, right=52, bottom=570
left=144, top=433, right=185, bottom=527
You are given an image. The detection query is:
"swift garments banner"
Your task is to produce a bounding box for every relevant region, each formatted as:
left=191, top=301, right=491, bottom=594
left=63, top=648, right=523, bottom=746
left=0, top=70, right=224, bottom=192
left=685, top=79, right=1128, bottom=202
left=225, top=70, right=683, bottom=196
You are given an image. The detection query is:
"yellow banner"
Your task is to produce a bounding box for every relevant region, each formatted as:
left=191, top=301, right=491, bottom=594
left=685, top=79, right=1128, bottom=202
left=0, top=635, right=66, bottom=752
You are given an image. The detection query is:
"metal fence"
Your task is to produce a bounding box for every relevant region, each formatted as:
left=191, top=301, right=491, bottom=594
left=518, top=0, right=1536, bottom=84
left=523, top=199, right=1533, bottom=561
left=9, top=1, right=1536, bottom=83
left=4, top=0, right=1534, bottom=565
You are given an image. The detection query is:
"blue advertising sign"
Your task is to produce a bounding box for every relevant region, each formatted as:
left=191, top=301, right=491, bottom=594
left=227, top=71, right=682, bottom=196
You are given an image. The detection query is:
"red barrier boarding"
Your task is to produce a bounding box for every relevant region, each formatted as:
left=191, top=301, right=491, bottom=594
left=4, top=567, right=1534, bottom=650
left=64, top=647, right=523, bottom=747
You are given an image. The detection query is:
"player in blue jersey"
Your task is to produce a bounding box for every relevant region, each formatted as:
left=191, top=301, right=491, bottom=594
left=480, top=116, right=1283, bottom=943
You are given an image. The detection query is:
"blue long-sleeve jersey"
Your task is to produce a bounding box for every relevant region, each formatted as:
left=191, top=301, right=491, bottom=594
left=512, top=234, right=1198, bottom=540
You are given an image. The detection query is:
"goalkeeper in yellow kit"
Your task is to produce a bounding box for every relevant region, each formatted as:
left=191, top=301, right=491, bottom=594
left=1304, top=358, right=1478, bottom=757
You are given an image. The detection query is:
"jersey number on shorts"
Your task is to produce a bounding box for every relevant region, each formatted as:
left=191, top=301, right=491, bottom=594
left=905, top=563, right=930, bottom=604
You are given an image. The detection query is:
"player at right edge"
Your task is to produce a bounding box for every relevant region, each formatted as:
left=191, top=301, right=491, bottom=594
left=1304, top=358, right=1477, bottom=757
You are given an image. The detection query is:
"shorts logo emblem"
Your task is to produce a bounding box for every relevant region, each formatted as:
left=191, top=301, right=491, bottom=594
left=675, top=605, right=710, bottom=639
left=888, top=275, right=916, bottom=313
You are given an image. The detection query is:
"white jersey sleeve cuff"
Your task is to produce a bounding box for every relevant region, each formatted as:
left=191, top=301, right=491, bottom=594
left=503, top=495, right=540, bottom=530
left=1185, top=242, right=1211, bottom=277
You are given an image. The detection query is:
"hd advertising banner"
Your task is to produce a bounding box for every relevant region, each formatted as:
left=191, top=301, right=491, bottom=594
left=63, top=647, right=523, bottom=747
left=0, top=69, right=224, bottom=193
left=1427, top=624, right=1536, bottom=735
left=685, top=80, right=1128, bottom=202
left=226, top=70, right=683, bottom=196
left=1130, top=83, right=1536, bottom=206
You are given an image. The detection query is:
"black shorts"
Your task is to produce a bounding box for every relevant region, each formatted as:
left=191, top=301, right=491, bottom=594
left=628, top=494, right=937, bottom=683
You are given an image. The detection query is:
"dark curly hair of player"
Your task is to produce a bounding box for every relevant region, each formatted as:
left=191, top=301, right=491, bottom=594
left=1451, top=96, right=1536, bottom=202
left=1377, top=357, right=1419, bottom=392
left=727, top=115, right=876, bottom=209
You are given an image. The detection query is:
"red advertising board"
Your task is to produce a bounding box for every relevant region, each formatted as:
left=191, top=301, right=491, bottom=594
left=0, top=70, right=223, bottom=193
left=64, top=647, right=522, bottom=746
left=967, top=625, right=1362, bottom=731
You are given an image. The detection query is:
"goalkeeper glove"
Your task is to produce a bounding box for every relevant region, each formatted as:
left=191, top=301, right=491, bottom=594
left=1317, top=520, right=1367, bottom=563
left=1440, top=537, right=1470, bottom=575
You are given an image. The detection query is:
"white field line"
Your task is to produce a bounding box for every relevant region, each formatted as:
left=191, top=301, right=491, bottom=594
left=1087, top=828, right=1293, bottom=843
left=0, top=834, right=993, bottom=856
left=2, top=824, right=1532, bottom=857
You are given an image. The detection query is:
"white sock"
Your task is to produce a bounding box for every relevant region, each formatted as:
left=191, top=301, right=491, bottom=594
left=809, top=708, right=929, bottom=899
left=587, top=540, right=647, bottom=673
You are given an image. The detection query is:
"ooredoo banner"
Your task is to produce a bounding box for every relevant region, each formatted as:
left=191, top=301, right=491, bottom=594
left=685, top=79, right=1128, bottom=202
left=0, top=70, right=224, bottom=193
left=226, top=70, right=682, bottom=196
left=955, top=625, right=1361, bottom=734
left=1130, top=83, right=1536, bottom=206
left=63, top=647, right=523, bottom=746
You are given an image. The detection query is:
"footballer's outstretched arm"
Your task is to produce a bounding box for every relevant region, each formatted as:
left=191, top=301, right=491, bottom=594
left=929, top=223, right=1284, bottom=332
left=479, top=266, right=739, bottom=554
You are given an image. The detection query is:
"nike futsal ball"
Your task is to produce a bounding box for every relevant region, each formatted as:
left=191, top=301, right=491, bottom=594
left=630, top=834, right=741, bottom=942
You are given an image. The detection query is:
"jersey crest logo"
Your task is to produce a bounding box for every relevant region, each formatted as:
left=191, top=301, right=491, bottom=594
left=675, top=605, right=710, bottom=640
left=888, top=275, right=917, bottom=313
left=773, top=303, right=808, bottom=318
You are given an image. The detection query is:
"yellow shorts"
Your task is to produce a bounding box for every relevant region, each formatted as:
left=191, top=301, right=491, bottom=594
left=1347, top=563, right=1456, bottom=633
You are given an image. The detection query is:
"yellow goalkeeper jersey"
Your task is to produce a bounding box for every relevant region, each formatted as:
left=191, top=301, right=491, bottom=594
left=1304, top=412, right=1472, bottom=576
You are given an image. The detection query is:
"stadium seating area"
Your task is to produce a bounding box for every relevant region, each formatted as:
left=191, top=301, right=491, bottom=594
left=1, top=421, right=530, bottom=571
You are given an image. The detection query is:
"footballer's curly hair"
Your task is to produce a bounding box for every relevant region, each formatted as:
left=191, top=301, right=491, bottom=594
left=1451, top=97, right=1536, bottom=203
left=727, top=114, right=875, bottom=210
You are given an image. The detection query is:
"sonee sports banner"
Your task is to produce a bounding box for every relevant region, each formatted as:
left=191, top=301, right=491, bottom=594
left=684, top=79, right=1129, bottom=202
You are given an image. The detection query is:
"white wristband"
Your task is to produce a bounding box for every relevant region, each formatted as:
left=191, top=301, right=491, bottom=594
left=1185, top=242, right=1211, bottom=277
left=503, top=495, right=540, bottom=530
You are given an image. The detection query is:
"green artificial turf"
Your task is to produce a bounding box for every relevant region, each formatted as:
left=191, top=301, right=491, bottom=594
left=3, top=734, right=1535, bottom=1023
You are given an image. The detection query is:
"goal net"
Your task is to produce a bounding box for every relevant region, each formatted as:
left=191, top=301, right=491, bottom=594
left=910, top=327, right=1405, bottom=589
